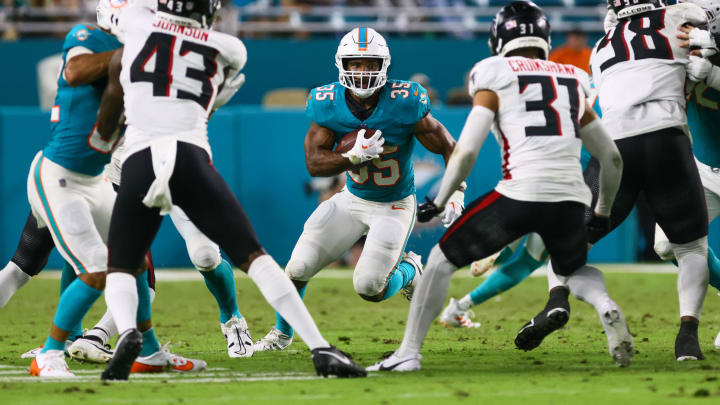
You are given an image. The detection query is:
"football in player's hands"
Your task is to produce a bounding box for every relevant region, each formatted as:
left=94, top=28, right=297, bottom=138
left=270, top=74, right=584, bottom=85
left=334, top=128, right=379, bottom=154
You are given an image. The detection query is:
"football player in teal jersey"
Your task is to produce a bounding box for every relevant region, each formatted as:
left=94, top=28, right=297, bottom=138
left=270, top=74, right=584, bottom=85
left=254, top=27, right=462, bottom=351
left=656, top=0, right=720, bottom=351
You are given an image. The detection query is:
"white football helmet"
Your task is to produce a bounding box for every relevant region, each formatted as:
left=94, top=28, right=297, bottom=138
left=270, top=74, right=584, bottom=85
left=680, top=0, right=720, bottom=34
left=335, top=27, right=391, bottom=99
left=96, top=0, right=134, bottom=42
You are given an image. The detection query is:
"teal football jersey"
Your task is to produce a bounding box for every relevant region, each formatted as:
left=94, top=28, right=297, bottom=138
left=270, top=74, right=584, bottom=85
left=687, top=82, right=720, bottom=168
left=43, top=24, right=122, bottom=176
left=306, top=80, right=430, bottom=202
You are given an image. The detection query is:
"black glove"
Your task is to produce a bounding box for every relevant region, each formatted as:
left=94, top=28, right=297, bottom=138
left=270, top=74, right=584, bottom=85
left=417, top=197, right=442, bottom=223
left=586, top=214, right=611, bottom=237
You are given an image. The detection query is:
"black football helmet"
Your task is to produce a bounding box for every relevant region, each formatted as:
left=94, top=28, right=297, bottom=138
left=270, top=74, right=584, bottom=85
left=156, top=0, right=221, bottom=29
left=489, top=1, right=551, bottom=60
left=608, top=0, right=667, bottom=19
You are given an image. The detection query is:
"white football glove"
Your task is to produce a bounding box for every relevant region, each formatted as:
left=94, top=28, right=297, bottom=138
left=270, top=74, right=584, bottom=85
left=687, top=28, right=718, bottom=57
left=441, top=188, right=465, bottom=228
left=213, top=72, right=246, bottom=111
left=604, top=9, right=618, bottom=33
left=687, top=55, right=712, bottom=82
left=342, top=129, right=385, bottom=165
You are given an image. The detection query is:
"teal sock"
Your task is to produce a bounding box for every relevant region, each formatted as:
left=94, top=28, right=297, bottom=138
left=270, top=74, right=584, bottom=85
left=41, top=336, right=66, bottom=352
left=274, top=284, right=307, bottom=337
left=59, top=262, right=82, bottom=339
left=708, top=248, right=720, bottom=291
left=380, top=260, right=416, bottom=301
left=136, top=271, right=152, bottom=324
left=200, top=260, right=241, bottom=323
left=469, top=247, right=543, bottom=305
left=140, top=328, right=161, bottom=357
left=41, top=279, right=102, bottom=353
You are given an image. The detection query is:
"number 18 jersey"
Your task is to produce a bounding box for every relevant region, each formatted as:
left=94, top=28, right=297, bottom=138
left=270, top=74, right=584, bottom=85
left=468, top=56, right=592, bottom=206
left=590, top=4, right=707, bottom=139
left=119, top=7, right=247, bottom=155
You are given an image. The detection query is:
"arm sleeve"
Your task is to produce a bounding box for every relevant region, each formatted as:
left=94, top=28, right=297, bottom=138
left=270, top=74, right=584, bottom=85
left=579, top=119, right=623, bottom=217
left=433, top=105, right=495, bottom=208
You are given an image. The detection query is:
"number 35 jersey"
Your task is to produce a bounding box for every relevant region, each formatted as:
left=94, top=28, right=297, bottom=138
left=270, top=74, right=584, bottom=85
left=468, top=56, right=592, bottom=206
left=306, top=80, right=430, bottom=203
left=119, top=7, right=247, bottom=155
left=590, top=3, right=707, bottom=140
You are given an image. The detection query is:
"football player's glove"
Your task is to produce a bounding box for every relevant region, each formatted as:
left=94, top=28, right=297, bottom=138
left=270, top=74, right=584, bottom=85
left=342, top=129, right=385, bottom=165
left=441, top=189, right=465, bottom=228
left=586, top=214, right=611, bottom=237
left=213, top=72, right=246, bottom=111
left=417, top=197, right=442, bottom=223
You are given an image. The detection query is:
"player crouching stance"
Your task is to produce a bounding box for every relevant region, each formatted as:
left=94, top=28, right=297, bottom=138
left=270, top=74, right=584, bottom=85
left=254, top=27, right=461, bottom=351
left=369, top=1, right=632, bottom=371
left=96, top=0, right=365, bottom=380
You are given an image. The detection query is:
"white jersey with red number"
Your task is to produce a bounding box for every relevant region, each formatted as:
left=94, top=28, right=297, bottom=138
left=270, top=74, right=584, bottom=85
left=468, top=55, right=592, bottom=206
left=590, top=3, right=707, bottom=139
left=118, top=7, right=247, bottom=156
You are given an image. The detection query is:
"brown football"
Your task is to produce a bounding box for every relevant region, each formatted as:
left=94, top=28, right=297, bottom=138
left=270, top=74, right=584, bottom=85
left=334, top=128, right=378, bottom=154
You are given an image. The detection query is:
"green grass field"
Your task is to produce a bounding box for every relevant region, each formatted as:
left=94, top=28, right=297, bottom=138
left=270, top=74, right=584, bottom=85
left=1, top=269, right=720, bottom=404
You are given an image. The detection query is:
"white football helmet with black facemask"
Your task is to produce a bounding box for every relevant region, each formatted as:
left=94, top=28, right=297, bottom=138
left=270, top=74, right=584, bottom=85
left=335, top=27, right=391, bottom=99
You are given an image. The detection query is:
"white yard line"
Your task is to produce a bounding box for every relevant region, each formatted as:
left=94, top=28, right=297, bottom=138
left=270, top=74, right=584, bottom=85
left=34, top=263, right=678, bottom=282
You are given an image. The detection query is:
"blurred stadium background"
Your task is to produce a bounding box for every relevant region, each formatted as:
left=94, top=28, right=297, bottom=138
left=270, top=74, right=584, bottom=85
left=0, top=0, right=714, bottom=269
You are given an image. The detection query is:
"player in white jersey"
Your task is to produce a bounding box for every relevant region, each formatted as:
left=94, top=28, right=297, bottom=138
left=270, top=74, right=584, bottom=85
left=368, top=1, right=630, bottom=372
left=587, top=0, right=711, bottom=361
left=95, top=0, right=365, bottom=380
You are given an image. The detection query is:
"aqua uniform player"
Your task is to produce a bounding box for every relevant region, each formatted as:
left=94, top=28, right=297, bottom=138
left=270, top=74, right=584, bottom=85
left=254, top=27, right=462, bottom=351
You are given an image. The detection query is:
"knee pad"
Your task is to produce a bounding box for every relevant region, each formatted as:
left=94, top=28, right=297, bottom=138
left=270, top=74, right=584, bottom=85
left=525, top=233, right=547, bottom=262
left=654, top=224, right=675, bottom=261
left=189, top=241, right=221, bottom=271
left=285, top=256, right=316, bottom=282
left=353, top=270, right=385, bottom=297
left=672, top=236, right=708, bottom=259
left=59, top=200, right=107, bottom=273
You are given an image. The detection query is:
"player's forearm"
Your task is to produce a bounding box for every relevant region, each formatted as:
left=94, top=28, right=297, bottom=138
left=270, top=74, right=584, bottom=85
left=580, top=119, right=623, bottom=216
left=64, top=50, right=117, bottom=87
left=306, top=150, right=356, bottom=177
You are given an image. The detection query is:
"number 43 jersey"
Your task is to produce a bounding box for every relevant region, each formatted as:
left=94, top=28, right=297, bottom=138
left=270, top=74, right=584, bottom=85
left=468, top=56, right=592, bottom=206
left=590, top=3, right=707, bottom=140
left=119, top=7, right=247, bottom=155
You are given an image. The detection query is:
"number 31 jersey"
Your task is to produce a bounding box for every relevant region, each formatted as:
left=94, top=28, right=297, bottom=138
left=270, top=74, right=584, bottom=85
left=469, top=56, right=592, bottom=206
left=590, top=3, right=707, bottom=139
left=119, top=7, right=247, bottom=155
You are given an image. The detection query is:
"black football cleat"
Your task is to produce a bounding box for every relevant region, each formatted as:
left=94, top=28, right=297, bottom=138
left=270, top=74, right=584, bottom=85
left=101, top=329, right=142, bottom=381
left=675, top=321, right=705, bottom=361
left=311, top=346, right=367, bottom=378
left=515, top=287, right=570, bottom=351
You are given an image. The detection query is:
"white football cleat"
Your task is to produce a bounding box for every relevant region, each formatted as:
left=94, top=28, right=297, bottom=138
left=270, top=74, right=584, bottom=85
left=715, top=330, right=720, bottom=350
left=253, top=327, right=292, bottom=352
left=401, top=251, right=423, bottom=301
left=598, top=300, right=634, bottom=367
left=221, top=316, right=254, bottom=358
left=366, top=353, right=421, bottom=372
left=470, top=251, right=501, bottom=277
left=130, top=345, right=207, bottom=373
left=68, top=335, right=114, bottom=363
left=29, top=350, right=75, bottom=378
left=21, top=340, right=72, bottom=359
left=440, top=297, right=481, bottom=328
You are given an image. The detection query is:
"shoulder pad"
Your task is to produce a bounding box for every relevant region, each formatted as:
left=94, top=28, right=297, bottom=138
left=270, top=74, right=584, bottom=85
left=468, top=56, right=515, bottom=97
left=668, top=3, right=708, bottom=27
left=386, top=80, right=430, bottom=125
left=305, top=82, right=342, bottom=126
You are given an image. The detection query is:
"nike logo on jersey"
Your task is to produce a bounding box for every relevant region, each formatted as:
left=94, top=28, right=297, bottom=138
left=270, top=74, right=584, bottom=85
left=315, top=350, right=352, bottom=366
left=391, top=205, right=404, bottom=210
left=378, top=358, right=415, bottom=371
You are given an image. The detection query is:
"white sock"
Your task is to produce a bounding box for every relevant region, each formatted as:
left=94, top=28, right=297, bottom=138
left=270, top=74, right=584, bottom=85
left=248, top=255, right=329, bottom=350
left=0, top=262, right=31, bottom=308
left=86, top=309, right=118, bottom=345
left=104, top=272, right=139, bottom=335
left=396, top=245, right=457, bottom=358
left=673, top=237, right=709, bottom=319
left=546, top=261, right=567, bottom=291
left=567, top=266, right=612, bottom=314
left=458, top=295, right=473, bottom=311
